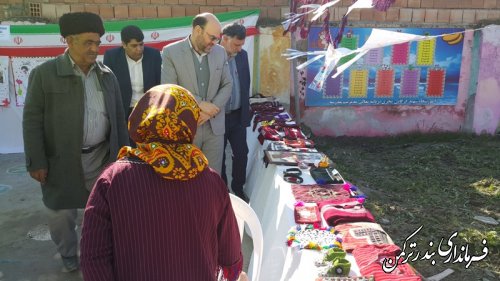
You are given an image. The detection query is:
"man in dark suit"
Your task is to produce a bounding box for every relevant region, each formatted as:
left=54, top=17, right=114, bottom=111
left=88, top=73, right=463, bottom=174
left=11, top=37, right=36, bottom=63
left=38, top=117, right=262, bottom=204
left=104, top=25, right=161, bottom=118
left=220, top=23, right=251, bottom=203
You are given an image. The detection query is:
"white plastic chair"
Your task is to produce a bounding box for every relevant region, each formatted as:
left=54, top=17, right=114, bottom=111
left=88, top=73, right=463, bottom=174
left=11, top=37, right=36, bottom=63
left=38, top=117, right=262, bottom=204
left=229, top=193, right=264, bottom=281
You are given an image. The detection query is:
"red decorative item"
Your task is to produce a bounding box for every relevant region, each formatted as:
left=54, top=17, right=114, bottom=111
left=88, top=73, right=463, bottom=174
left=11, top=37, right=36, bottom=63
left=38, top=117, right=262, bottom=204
left=294, top=204, right=321, bottom=224
left=2, top=98, right=10, bottom=107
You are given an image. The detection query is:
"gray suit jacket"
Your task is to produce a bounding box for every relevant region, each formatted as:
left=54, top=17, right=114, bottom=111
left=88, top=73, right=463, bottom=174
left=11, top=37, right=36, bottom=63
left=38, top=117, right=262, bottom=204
left=161, top=37, right=232, bottom=135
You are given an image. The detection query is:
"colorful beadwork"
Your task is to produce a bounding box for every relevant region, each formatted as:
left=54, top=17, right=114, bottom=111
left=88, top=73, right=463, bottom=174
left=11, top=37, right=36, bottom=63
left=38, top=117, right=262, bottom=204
left=286, top=224, right=343, bottom=250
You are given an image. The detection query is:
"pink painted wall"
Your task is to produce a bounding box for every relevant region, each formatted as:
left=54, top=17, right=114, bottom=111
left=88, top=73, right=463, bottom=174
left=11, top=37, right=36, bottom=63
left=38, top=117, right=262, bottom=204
left=473, top=25, right=500, bottom=135
left=301, top=31, right=476, bottom=137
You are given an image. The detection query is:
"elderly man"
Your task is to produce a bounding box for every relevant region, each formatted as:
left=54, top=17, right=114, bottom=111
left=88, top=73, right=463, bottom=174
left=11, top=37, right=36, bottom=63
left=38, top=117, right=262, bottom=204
left=219, top=23, right=251, bottom=203
left=22, top=12, right=128, bottom=272
left=161, top=13, right=232, bottom=174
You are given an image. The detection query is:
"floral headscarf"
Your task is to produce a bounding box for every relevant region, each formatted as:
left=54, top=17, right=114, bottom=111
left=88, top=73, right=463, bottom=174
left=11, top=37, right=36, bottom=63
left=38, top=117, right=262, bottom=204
left=118, top=84, right=208, bottom=180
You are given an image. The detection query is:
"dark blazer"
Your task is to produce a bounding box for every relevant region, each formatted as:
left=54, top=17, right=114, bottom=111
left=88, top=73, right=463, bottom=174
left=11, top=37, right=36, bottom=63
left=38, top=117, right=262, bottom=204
left=235, top=49, right=251, bottom=127
left=103, top=46, right=161, bottom=114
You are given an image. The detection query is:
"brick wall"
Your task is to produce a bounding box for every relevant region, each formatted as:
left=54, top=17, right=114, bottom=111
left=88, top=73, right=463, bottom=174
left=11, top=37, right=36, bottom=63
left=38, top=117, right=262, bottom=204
left=1, top=0, right=499, bottom=24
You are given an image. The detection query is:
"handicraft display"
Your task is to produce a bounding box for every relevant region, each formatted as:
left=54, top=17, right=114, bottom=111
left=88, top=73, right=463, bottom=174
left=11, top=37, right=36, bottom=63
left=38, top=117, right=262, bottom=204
left=291, top=184, right=351, bottom=203
left=286, top=224, right=343, bottom=250
left=294, top=203, right=321, bottom=224
left=352, top=244, right=422, bottom=281
left=315, top=248, right=352, bottom=278
left=267, top=141, right=318, bottom=153
left=334, top=222, right=394, bottom=252
left=318, top=198, right=376, bottom=226
left=310, top=167, right=345, bottom=184
left=265, top=150, right=330, bottom=166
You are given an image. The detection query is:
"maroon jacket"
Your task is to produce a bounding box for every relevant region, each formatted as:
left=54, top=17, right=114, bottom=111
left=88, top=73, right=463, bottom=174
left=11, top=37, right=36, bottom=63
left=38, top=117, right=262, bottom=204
left=80, top=157, right=243, bottom=281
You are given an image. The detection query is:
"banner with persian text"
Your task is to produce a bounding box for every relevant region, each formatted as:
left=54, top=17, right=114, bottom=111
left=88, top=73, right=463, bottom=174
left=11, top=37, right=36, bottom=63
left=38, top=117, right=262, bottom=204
left=306, top=27, right=465, bottom=106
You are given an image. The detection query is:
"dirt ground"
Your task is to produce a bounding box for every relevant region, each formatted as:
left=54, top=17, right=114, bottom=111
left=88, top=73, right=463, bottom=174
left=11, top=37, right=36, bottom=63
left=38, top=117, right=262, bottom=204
left=313, top=133, right=500, bottom=281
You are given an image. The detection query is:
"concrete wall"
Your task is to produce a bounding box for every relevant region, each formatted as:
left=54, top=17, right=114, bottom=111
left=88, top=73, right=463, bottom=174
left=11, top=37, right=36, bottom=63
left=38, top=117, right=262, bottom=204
left=473, top=25, right=500, bottom=135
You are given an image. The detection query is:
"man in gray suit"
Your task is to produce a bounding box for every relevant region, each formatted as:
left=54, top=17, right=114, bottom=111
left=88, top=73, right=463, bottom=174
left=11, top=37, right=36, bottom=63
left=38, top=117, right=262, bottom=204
left=161, top=13, right=232, bottom=174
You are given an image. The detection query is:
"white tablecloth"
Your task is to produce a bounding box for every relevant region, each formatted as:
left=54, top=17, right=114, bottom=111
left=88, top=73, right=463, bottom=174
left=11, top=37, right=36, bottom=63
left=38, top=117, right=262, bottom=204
left=243, top=125, right=361, bottom=281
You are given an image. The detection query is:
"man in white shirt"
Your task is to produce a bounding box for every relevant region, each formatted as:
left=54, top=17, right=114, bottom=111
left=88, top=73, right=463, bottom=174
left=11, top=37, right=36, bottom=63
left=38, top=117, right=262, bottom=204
left=104, top=25, right=162, bottom=120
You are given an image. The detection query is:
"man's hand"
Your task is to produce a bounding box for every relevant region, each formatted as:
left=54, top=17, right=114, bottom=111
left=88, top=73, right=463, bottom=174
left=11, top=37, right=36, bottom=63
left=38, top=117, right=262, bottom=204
left=29, top=169, right=48, bottom=184
left=199, top=101, right=220, bottom=117
left=198, top=111, right=211, bottom=125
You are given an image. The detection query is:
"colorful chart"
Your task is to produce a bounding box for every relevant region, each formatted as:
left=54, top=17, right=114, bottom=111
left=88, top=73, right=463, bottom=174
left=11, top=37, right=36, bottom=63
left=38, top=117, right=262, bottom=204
left=391, top=42, right=410, bottom=65
left=417, top=38, right=436, bottom=66
left=426, top=66, right=446, bottom=97
left=324, top=73, right=343, bottom=99
left=364, top=48, right=384, bottom=66
left=400, top=67, right=420, bottom=97
left=306, top=27, right=464, bottom=106
left=349, top=69, right=369, bottom=98
left=375, top=67, right=395, bottom=97
left=339, top=33, right=358, bottom=66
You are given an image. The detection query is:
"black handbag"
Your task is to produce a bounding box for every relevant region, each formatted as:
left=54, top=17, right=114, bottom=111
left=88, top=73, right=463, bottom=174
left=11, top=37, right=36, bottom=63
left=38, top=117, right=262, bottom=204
left=309, top=167, right=345, bottom=184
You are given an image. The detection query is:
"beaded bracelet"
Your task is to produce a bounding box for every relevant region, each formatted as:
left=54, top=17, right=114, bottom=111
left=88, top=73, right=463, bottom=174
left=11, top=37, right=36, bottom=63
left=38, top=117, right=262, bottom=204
left=286, top=224, right=343, bottom=250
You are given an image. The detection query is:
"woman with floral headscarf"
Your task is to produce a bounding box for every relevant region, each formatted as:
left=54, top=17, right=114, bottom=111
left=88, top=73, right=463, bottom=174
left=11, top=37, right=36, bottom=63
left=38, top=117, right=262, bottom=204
left=80, top=84, right=244, bottom=281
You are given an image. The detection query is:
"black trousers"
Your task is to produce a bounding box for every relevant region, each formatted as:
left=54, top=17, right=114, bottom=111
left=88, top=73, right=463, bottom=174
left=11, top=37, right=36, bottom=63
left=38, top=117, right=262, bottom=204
left=221, top=109, right=249, bottom=194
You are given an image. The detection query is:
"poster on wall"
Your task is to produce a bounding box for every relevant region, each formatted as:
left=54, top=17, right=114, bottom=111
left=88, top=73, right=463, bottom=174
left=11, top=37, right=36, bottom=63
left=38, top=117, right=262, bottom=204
left=306, top=27, right=465, bottom=106
left=11, top=57, right=49, bottom=107
left=0, top=56, right=9, bottom=106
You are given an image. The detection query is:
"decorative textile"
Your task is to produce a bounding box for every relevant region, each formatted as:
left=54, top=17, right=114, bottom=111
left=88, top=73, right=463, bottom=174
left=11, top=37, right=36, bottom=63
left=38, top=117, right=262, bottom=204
left=118, top=84, right=208, bottom=180
left=284, top=127, right=306, bottom=140
left=59, top=12, right=105, bottom=37
left=295, top=204, right=321, bottom=224
left=284, top=138, right=315, bottom=148
left=286, top=224, right=342, bottom=250
left=334, top=223, right=394, bottom=252
left=291, top=184, right=351, bottom=203
left=318, top=198, right=376, bottom=226
left=352, top=244, right=421, bottom=281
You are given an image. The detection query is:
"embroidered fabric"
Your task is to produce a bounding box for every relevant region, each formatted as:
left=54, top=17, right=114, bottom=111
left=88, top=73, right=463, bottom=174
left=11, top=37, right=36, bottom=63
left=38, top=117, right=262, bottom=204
left=318, top=198, right=376, bottom=226
left=294, top=204, right=321, bottom=224
left=352, top=244, right=421, bottom=281
left=333, top=223, right=394, bottom=253
left=291, top=184, right=351, bottom=203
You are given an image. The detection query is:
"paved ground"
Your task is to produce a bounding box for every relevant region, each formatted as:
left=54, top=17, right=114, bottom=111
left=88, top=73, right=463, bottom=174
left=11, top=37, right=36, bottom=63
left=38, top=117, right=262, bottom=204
left=0, top=152, right=252, bottom=281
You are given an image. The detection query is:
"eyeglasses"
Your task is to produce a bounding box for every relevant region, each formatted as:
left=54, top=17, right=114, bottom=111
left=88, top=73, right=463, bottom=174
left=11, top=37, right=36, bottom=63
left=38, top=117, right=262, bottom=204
left=202, top=29, right=220, bottom=43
